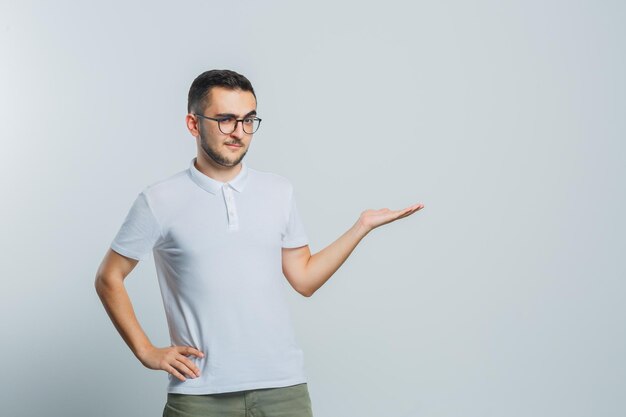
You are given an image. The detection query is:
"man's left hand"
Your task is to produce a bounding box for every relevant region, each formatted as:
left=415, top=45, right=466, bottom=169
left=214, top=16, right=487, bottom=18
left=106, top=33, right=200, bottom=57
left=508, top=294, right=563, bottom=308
left=358, top=203, right=424, bottom=233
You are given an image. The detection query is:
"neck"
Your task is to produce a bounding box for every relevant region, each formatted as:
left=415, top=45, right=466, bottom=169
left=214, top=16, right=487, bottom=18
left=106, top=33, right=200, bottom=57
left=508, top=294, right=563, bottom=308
left=195, top=154, right=242, bottom=183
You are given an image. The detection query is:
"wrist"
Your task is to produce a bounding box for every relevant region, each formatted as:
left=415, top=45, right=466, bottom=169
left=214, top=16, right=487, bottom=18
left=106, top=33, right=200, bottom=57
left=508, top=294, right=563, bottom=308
left=133, top=341, right=154, bottom=360
left=352, top=219, right=371, bottom=240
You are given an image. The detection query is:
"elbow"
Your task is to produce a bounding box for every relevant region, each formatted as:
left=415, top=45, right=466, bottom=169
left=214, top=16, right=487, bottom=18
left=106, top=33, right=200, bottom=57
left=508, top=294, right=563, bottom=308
left=299, top=285, right=315, bottom=298
left=94, top=274, right=104, bottom=294
left=94, top=275, right=108, bottom=298
left=94, top=273, right=121, bottom=297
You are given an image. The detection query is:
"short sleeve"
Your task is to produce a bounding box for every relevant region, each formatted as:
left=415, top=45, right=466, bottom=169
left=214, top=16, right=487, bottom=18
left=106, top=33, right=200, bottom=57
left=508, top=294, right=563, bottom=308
left=110, top=191, right=162, bottom=261
left=281, top=186, right=309, bottom=248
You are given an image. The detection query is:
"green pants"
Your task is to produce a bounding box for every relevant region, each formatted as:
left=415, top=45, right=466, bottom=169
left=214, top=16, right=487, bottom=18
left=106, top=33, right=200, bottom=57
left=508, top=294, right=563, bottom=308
left=162, top=383, right=314, bottom=417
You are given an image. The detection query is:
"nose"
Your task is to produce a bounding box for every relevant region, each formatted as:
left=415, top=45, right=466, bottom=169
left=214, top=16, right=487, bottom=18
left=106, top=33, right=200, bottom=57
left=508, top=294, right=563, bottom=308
left=230, top=120, right=245, bottom=138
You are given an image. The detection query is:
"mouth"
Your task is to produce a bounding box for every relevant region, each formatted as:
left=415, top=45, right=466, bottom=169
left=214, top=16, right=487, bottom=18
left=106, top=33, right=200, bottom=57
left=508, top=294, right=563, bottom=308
left=225, top=143, right=243, bottom=149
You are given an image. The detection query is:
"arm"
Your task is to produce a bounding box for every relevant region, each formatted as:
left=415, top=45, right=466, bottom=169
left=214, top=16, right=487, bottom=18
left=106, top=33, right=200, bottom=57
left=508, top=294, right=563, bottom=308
left=282, top=203, right=424, bottom=297
left=94, top=248, right=203, bottom=381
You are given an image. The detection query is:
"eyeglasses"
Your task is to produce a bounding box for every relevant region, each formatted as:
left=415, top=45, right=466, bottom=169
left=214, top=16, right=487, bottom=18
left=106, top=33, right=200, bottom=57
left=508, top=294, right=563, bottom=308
left=194, top=113, right=262, bottom=134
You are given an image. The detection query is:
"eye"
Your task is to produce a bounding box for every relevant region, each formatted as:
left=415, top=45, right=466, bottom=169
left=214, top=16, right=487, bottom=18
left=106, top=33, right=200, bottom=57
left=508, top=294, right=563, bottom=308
left=243, top=117, right=255, bottom=124
left=220, top=116, right=235, bottom=123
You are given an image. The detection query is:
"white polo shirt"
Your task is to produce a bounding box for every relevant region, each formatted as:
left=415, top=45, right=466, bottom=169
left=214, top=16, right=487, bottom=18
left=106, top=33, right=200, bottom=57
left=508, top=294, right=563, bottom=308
left=110, top=157, right=310, bottom=394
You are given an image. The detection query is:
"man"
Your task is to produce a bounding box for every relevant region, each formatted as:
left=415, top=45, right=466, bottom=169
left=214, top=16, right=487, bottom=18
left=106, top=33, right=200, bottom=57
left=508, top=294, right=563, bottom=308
left=95, top=69, right=424, bottom=417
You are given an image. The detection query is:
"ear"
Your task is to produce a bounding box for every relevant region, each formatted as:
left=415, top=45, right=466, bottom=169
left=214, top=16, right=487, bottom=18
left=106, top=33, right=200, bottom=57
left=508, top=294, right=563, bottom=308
left=186, top=114, right=200, bottom=137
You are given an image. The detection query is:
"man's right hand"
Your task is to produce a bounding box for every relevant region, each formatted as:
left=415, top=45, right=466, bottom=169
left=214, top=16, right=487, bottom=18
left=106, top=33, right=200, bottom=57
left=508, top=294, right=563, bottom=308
left=95, top=250, right=205, bottom=383
left=138, top=345, right=204, bottom=382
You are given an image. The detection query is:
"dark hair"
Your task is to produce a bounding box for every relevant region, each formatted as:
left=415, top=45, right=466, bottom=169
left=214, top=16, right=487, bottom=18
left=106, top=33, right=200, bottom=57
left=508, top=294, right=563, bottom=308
left=187, top=69, right=256, bottom=114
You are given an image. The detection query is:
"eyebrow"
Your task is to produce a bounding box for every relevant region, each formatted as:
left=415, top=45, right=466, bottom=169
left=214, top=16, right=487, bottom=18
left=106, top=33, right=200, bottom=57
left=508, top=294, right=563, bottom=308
left=214, top=110, right=257, bottom=118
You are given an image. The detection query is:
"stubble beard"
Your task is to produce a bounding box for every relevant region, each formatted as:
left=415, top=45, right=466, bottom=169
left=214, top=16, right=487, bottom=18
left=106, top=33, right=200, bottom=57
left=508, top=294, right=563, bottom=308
left=198, top=128, right=247, bottom=168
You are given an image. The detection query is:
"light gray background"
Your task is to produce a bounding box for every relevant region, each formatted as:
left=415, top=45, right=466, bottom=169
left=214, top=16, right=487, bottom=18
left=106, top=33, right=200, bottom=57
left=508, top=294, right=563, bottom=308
left=1, top=1, right=624, bottom=416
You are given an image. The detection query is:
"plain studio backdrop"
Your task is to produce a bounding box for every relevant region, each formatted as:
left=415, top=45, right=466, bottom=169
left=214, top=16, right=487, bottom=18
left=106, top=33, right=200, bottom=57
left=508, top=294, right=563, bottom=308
left=1, top=1, right=624, bottom=416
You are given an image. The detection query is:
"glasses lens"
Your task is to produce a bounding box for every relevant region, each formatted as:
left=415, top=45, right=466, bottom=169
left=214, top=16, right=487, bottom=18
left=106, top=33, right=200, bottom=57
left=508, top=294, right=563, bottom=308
left=243, top=118, right=260, bottom=134
left=219, top=117, right=237, bottom=134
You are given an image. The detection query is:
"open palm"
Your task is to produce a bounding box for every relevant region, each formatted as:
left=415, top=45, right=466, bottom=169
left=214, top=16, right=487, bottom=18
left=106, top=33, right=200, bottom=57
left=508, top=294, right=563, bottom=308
left=359, top=203, right=424, bottom=232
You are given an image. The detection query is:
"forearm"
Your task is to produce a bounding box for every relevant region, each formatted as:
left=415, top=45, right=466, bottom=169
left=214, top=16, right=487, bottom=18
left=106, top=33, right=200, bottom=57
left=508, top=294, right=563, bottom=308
left=302, top=220, right=370, bottom=296
left=95, top=276, right=153, bottom=359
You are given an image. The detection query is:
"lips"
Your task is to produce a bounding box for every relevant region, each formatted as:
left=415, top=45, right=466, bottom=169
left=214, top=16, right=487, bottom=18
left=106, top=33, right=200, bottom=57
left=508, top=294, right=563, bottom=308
left=226, top=143, right=242, bottom=149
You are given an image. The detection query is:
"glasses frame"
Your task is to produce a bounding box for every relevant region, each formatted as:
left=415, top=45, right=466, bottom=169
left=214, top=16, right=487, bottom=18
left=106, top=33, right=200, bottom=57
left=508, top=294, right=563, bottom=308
left=194, top=113, right=262, bottom=134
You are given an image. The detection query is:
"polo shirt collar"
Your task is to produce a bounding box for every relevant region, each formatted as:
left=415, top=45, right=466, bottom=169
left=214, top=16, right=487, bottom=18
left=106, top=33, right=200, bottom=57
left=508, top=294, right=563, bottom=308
left=188, top=157, right=249, bottom=194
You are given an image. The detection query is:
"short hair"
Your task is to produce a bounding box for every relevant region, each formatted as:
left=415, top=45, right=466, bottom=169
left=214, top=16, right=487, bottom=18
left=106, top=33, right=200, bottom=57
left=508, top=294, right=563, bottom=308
left=187, top=69, right=256, bottom=114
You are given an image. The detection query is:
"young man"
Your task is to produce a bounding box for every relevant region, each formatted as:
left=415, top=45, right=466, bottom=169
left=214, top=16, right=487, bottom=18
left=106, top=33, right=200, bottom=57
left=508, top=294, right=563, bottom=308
left=95, top=69, right=424, bottom=417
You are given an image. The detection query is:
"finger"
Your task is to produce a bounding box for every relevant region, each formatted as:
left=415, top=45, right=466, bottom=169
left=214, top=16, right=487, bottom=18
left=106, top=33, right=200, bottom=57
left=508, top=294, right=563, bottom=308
left=397, top=206, right=417, bottom=216
left=178, top=355, right=201, bottom=377
left=165, top=364, right=187, bottom=382
left=174, top=358, right=199, bottom=379
left=179, top=346, right=205, bottom=358
left=404, top=204, right=423, bottom=213
left=397, top=207, right=420, bottom=219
